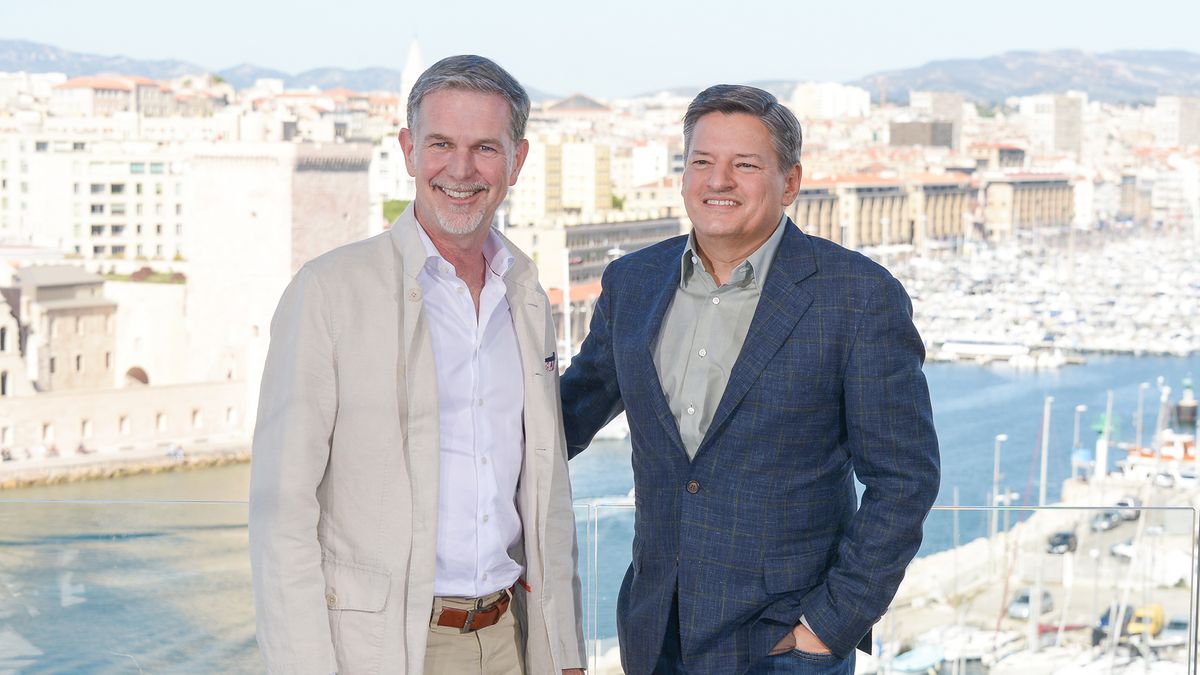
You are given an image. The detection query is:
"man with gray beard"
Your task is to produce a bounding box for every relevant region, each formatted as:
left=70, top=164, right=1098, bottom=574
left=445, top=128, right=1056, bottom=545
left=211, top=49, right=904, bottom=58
left=250, top=55, right=586, bottom=675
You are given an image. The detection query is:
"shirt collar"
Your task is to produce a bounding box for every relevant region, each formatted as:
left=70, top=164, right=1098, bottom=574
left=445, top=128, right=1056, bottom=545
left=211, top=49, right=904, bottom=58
left=415, top=223, right=515, bottom=279
left=679, top=214, right=788, bottom=290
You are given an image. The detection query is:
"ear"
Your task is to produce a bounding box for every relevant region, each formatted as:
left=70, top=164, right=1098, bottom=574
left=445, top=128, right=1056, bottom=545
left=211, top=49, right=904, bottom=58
left=508, top=138, right=530, bottom=186
left=781, top=163, right=803, bottom=205
left=399, top=127, right=417, bottom=178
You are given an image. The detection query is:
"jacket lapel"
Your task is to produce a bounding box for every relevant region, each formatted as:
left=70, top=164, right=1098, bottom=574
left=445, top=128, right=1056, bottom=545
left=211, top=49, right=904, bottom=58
left=635, top=241, right=689, bottom=457
left=698, top=220, right=817, bottom=454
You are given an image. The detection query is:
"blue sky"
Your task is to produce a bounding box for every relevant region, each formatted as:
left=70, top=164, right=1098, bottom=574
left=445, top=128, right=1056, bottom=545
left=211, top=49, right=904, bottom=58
left=4, top=0, right=1198, bottom=97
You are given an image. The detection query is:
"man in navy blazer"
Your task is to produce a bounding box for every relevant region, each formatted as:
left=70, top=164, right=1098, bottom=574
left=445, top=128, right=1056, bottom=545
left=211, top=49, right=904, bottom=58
left=560, top=85, right=940, bottom=674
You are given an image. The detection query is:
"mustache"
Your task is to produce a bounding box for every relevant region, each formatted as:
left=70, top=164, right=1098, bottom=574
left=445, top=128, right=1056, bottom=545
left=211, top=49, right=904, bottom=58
left=432, top=180, right=488, bottom=193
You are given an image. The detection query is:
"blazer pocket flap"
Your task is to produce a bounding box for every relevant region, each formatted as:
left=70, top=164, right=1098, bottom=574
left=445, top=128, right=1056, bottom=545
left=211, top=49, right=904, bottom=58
left=322, top=559, right=391, bottom=612
left=762, top=550, right=827, bottom=594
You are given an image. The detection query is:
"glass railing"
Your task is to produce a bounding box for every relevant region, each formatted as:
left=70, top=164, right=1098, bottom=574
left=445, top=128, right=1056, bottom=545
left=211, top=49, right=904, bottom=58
left=0, top=501, right=1193, bottom=673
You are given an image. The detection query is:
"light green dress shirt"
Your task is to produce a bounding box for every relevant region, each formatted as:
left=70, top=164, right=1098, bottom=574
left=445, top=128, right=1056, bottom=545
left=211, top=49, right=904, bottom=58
left=653, top=215, right=788, bottom=460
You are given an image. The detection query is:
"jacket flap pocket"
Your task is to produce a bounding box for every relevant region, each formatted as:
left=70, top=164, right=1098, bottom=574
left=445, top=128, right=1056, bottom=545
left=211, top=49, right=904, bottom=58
left=322, top=558, right=391, bottom=612
left=762, top=550, right=828, bottom=594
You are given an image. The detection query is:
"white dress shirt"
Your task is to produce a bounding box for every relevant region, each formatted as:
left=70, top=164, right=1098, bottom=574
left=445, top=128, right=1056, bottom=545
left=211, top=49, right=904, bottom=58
left=415, top=224, right=525, bottom=598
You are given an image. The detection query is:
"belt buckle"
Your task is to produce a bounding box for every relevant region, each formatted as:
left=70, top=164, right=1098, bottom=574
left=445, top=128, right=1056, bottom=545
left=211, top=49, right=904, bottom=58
left=459, top=607, right=478, bottom=634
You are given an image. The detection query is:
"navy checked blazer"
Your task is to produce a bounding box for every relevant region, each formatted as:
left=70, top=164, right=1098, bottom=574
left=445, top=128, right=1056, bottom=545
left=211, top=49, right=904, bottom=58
left=561, top=219, right=940, bottom=674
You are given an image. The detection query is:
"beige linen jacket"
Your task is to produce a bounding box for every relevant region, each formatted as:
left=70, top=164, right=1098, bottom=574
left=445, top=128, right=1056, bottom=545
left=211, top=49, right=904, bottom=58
left=249, top=205, right=585, bottom=674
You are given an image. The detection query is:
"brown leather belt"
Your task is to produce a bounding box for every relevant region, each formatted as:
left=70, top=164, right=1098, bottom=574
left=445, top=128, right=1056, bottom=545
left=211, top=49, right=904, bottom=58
left=435, top=591, right=512, bottom=633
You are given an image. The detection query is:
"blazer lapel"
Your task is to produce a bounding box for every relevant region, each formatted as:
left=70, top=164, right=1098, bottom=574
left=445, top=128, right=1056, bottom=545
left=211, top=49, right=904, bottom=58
left=388, top=206, right=441, bottom=544
left=635, top=243, right=689, bottom=456
left=699, top=221, right=817, bottom=453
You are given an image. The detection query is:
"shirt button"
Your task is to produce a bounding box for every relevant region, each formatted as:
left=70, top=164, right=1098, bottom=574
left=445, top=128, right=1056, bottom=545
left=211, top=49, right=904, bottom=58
left=686, top=405, right=696, bottom=415
left=482, top=573, right=489, bottom=580
left=698, top=348, right=707, bottom=358
left=691, top=256, right=699, bottom=264
left=482, top=514, right=490, bottom=523
left=686, top=480, right=700, bottom=494
left=478, top=398, right=484, bottom=407
left=325, top=593, right=337, bottom=608
left=481, top=456, right=488, bottom=465
left=711, top=297, right=720, bottom=305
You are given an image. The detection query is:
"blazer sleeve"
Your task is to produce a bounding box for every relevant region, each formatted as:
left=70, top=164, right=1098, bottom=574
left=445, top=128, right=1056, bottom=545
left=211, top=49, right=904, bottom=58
left=801, top=274, right=941, bottom=658
left=248, top=265, right=340, bottom=675
left=560, top=264, right=626, bottom=459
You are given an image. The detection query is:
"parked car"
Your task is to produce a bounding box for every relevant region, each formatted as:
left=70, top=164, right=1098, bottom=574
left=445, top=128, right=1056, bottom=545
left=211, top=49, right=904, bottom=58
left=1090, top=510, right=1122, bottom=532
left=1046, top=531, right=1078, bottom=554
left=1110, top=538, right=1136, bottom=560
left=1093, top=605, right=1134, bottom=645
left=1007, top=589, right=1054, bottom=619
left=1175, top=469, right=1197, bottom=489
left=1154, top=472, right=1175, bottom=488
left=1128, top=604, right=1164, bottom=637
left=1157, top=616, right=1190, bottom=645
left=1114, top=495, right=1141, bottom=521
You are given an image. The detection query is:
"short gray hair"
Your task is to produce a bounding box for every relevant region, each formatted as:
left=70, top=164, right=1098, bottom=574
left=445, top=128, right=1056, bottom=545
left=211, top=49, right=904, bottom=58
left=406, top=55, right=531, bottom=145
left=683, top=84, right=803, bottom=172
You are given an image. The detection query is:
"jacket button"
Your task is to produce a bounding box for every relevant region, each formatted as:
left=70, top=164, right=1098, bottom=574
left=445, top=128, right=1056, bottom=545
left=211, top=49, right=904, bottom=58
left=326, top=593, right=337, bottom=608
left=686, top=480, right=700, bottom=494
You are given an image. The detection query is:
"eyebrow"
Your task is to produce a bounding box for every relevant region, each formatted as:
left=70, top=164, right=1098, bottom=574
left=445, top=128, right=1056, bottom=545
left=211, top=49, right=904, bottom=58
left=424, top=132, right=504, bottom=147
left=690, top=150, right=764, bottom=161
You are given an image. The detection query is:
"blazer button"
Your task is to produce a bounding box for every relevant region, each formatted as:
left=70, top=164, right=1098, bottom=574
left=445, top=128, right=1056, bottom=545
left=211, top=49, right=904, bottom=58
left=686, top=480, right=700, bottom=494
left=326, top=593, right=337, bottom=608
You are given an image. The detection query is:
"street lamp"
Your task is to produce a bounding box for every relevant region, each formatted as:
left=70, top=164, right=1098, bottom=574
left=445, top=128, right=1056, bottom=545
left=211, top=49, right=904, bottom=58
left=1039, top=396, right=1055, bottom=507
left=1135, top=382, right=1149, bottom=450
left=991, top=433, right=1009, bottom=540
left=1073, top=404, right=1088, bottom=449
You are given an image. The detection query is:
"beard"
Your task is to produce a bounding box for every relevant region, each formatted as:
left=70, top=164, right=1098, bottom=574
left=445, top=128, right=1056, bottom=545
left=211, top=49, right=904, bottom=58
left=430, top=181, right=490, bottom=235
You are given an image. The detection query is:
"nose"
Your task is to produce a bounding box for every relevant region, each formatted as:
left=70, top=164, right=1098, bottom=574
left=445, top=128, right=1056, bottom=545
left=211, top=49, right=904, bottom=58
left=445, top=147, right=476, bottom=180
left=706, top=163, right=734, bottom=191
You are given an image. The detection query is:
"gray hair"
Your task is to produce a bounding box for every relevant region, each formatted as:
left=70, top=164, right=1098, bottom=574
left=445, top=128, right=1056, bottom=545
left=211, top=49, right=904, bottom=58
left=406, top=55, right=531, bottom=145
left=683, top=84, right=803, bottom=172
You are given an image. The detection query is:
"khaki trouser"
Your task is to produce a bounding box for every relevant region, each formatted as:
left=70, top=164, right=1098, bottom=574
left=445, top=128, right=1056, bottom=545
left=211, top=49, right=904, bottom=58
left=425, top=590, right=524, bottom=675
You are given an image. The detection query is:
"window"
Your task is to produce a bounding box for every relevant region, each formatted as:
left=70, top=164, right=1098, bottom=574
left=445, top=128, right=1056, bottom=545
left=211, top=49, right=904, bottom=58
left=175, top=224, right=182, bottom=236
left=135, top=204, right=142, bottom=215
left=0, top=326, right=5, bottom=351
left=42, top=423, right=53, bottom=443
left=175, top=204, right=182, bottom=216
left=1, top=425, right=11, bottom=446
left=49, top=357, right=56, bottom=374
left=111, top=203, right=126, bottom=215
left=192, top=409, right=203, bottom=429
left=110, top=183, right=125, bottom=194
left=136, top=183, right=143, bottom=194
left=91, top=225, right=104, bottom=236
left=119, top=415, right=130, bottom=435
left=81, top=419, right=92, bottom=438
left=111, top=225, right=125, bottom=236
left=0, top=370, right=7, bottom=396
left=34, top=141, right=47, bottom=152
left=91, top=183, right=105, bottom=194
left=130, top=162, right=145, bottom=174
left=155, top=224, right=162, bottom=235
left=111, top=245, right=125, bottom=256
left=150, top=163, right=164, bottom=175
left=136, top=224, right=142, bottom=234
left=90, top=204, right=104, bottom=214
left=105, top=352, right=112, bottom=369
left=225, top=407, right=235, bottom=427
left=75, top=354, right=82, bottom=371
left=93, top=245, right=106, bottom=256
left=156, top=413, right=167, bottom=432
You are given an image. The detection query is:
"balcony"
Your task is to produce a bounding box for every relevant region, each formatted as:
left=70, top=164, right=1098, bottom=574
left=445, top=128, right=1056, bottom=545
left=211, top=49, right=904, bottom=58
left=0, top=501, right=1193, bottom=673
